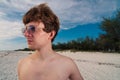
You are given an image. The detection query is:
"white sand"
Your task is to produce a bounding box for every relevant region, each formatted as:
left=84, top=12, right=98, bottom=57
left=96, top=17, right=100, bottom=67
left=0, top=51, right=120, bottom=80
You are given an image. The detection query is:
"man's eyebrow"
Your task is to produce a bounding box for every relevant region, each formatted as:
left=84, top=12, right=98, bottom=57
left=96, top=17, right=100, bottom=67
left=25, top=25, right=35, bottom=28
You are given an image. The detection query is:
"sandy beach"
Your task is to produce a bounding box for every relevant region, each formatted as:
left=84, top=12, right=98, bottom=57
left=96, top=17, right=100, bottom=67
left=0, top=51, right=120, bottom=80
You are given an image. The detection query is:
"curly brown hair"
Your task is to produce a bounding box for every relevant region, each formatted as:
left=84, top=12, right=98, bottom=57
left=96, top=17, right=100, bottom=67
left=23, top=3, right=60, bottom=42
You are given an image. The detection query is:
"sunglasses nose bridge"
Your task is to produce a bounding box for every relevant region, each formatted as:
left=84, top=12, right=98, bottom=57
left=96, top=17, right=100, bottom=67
left=23, top=29, right=32, bottom=37
left=25, top=31, right=32, bottom=38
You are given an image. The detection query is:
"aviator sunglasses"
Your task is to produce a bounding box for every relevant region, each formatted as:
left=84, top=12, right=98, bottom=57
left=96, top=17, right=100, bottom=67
left=22, top=25, right=44, bottom=34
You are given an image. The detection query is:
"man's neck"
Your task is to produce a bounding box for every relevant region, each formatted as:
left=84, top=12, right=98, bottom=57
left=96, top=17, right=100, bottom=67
left=34, top=44, right=55, bottom=60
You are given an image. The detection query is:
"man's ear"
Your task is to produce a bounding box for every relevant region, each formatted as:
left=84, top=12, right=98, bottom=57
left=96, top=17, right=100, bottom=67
left=48, top=30, right=56, bottom=40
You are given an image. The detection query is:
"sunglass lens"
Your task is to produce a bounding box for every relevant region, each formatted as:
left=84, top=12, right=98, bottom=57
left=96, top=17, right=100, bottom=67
left=21, top=25, right=36, bottom=34
left=28, top=25, right=35, bottom=33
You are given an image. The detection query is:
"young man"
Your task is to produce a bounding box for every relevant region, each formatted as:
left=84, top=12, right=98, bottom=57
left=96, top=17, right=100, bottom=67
left=17, top=3, right=84, bottom=80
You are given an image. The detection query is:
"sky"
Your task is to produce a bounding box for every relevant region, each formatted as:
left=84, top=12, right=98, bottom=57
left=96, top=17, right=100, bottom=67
left=0, top=0, right=120, bottom=50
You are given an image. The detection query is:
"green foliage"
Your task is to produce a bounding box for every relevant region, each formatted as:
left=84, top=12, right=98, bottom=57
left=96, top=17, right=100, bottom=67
left=15, top=48, right=33, bottom=51
left=53, top=36, right=98, bottom=52
left=98, top=9, right=120, bottom=52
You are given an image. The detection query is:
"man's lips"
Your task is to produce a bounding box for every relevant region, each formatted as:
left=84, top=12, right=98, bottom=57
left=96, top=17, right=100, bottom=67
left=27, top=39, right=33, bottom=44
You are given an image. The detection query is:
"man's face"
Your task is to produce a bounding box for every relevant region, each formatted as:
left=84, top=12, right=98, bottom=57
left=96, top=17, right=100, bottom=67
left=23, top=21, right=50, bottom=50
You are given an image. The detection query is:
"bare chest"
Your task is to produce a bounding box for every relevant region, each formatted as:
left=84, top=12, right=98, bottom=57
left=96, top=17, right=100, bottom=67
left=20, top=61, right=70, bottom=80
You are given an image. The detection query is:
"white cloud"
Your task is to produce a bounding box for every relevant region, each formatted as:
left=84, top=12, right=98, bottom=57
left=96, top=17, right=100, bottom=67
left=0, top=20, right=24, bottom=40
left=0, top=12, right=6, bottom=16
left=0, top=0, right=118, bottom=25
left=57, top=0, right=117, bottom=28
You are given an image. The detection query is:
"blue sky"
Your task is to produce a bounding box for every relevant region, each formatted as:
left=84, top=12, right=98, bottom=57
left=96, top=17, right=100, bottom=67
left=0, top=0, right=120, bottom=50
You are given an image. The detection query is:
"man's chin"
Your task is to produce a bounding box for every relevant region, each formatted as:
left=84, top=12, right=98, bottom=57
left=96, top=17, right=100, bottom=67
left=28, top=45, right=35, bottom=50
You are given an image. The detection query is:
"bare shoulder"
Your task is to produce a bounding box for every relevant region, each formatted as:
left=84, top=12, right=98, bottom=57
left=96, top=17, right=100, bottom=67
left=56, top=52, right=75, bottom=64
left=17, top=55, right=32, bottom=73
left=17, top=55, right=33, bottom=80
left=17, top=57, right=27, bottom=72
left=17, top=55, right=29, bottom=66
left=17, top=57, right=26, bottom=79
left=56, top=53, right=84, bottom=80
left=55, top=52, right=78, bottom=70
